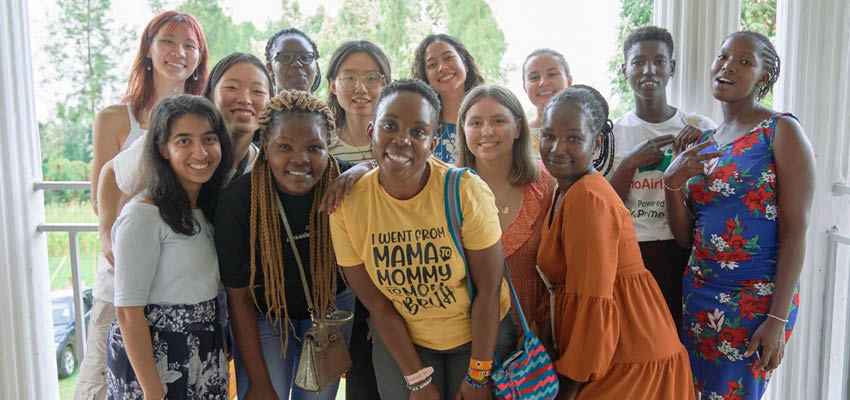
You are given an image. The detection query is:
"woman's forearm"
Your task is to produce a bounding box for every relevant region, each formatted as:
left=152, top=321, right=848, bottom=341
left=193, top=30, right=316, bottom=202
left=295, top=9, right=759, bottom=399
left=665, top=188, right=694, bottom=248
left=115, top=306, right=163, bottom=397
left=469, top=286, right=500, bottom=362
left=371, top=304, right=427, bottom=376
left=226, top=287, right=274, bottom=388
left=770, top=226, right=807, bottom=318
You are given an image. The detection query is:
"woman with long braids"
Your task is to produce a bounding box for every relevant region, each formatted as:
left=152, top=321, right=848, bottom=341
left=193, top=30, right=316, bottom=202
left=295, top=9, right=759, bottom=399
left=214, top=91, right=356, bottom=400
left=107, top=94, right=232, bottom=399
left=411, top=34, right=485, bottom=164
left=664, top=31, right=814, bottom=399
left=80, top=11, right=208, bottom=399
left=537, top=85, right=694, bottom=399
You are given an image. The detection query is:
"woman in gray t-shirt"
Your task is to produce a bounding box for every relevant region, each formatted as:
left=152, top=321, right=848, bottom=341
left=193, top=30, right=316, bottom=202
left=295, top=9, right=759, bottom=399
left=106, top=95, right=233, bottom=400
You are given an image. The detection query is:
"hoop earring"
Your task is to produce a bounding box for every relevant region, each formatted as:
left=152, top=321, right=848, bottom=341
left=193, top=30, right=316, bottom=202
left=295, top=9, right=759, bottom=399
left=192, top=69, right=198, bottom=81
left=146, top=58, right=152, bottom=71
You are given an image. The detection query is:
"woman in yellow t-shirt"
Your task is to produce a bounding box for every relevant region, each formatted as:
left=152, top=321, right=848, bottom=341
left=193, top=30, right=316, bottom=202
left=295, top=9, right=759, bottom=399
left=330, top=79, right=514, bottom=400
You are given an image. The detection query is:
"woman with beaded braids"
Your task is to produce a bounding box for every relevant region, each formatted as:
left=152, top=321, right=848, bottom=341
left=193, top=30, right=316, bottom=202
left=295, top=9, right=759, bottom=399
left=664, top=31, right=814, bottom=399
left=214, top=91, right=357, bottom=400
left=536, top=85, right=694, bottom=400
left=265, top=28, right=322, bottom=94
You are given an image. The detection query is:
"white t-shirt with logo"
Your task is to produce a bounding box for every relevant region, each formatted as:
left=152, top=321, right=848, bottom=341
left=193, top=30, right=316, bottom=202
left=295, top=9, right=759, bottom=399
left=608, top=109, right=716, bottom=242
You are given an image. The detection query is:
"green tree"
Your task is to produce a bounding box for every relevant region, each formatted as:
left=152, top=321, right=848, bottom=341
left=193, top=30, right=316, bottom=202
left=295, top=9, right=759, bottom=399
left=608, top=0, right=653, bottom=119
left=176, top=0, right=261, bottom=66
left=444, top=0, right=507, bottom=83
left=43, top=0, right=132, bottom=119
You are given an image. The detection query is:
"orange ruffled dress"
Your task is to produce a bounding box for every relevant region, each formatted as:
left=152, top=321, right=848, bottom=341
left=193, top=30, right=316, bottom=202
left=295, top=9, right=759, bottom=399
left=537, top=173, right=694, bottom=400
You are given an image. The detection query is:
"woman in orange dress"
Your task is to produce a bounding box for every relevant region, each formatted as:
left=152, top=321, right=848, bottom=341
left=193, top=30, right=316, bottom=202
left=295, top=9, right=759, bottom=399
left=536, top=85, right=694, bottom=400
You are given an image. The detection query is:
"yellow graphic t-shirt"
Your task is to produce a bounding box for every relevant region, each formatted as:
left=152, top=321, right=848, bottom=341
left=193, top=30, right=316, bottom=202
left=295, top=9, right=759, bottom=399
left=330, top=158, right=511, bottom=350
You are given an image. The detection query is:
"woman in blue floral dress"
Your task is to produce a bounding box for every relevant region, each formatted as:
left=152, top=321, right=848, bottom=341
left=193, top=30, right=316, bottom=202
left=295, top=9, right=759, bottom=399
left=662, top=31, right=815, bottom=399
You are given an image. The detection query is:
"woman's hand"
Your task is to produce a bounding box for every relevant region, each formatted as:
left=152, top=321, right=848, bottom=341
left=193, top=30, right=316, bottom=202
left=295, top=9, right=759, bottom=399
left=410, top=380, right=440, bottom=400
left=663, top=140, right=724, bottom=189
left=454, top=379, right=492, bottom=400
left=318, top=161, right=375, bottom=213
left=673, top=125, right=704, bottom=154
left=744, top=317, right=787, bottom=371
left=624, top=135, right=675, bottom=170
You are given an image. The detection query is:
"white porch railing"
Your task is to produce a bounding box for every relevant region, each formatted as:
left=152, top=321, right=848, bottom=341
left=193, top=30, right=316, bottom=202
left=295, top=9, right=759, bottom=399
left=820, top=183, right=850, bottom=400
left=35, top=180, right=97, bottom=360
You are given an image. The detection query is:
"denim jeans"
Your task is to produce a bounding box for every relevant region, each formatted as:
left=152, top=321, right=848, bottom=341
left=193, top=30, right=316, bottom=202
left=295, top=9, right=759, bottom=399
left=232, top=287, right=355, bottom=400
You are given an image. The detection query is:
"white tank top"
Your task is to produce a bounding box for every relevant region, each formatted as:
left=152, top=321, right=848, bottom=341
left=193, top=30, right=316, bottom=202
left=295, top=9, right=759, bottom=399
left=122, top=103, right=146, bottom=150
left=92, top=103, right=148, bottom=303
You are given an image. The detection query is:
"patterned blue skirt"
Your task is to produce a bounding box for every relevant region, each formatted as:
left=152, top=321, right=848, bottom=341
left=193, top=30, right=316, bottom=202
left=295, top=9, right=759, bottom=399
left=106, top=299, right=228, bottom=399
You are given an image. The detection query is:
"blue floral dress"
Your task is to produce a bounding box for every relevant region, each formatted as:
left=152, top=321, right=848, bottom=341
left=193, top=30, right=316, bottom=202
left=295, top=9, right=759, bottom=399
left=683, top=113, right=800, bottom=400
left=433, top=122, right=458, bottom=164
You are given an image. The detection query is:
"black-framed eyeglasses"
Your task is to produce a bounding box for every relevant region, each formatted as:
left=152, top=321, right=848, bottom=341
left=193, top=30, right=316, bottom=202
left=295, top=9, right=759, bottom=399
left=335, top=71, right=386, bottom=90
left=274, top=51, right=317, bottom=65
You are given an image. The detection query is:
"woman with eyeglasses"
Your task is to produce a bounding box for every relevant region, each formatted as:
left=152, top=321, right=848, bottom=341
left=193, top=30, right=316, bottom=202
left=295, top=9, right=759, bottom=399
left=325, top=40, right=392, bottom=164
left=322, top=40, right=390, bottom=400
left=264, top=28, right=321, bottom=94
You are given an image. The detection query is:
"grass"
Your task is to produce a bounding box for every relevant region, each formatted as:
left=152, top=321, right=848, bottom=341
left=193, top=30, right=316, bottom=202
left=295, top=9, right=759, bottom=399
left=58, top=371, right=78, bottom=399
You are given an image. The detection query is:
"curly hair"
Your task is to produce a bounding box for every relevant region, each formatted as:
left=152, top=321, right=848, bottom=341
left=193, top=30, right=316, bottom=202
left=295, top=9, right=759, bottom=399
left=411, top=34, right=485, bottom=94
left=250, top=90, right=340, bottom=353
left=544, top=85, right=616, bottom=176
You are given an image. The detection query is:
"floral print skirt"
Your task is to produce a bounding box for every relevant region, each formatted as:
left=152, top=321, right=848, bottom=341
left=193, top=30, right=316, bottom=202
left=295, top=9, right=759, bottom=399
left=683, top=271, right=799, bottom=400
left=106, top=299, right=228, bottom=399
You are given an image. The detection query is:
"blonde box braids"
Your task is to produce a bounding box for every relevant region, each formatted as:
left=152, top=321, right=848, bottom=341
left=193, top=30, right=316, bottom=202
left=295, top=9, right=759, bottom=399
left=249, top=90, right=341, bottom=353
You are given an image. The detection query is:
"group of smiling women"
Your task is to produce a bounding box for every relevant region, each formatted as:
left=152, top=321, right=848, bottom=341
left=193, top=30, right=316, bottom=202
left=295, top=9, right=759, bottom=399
left=76, top=9, right=815, bottom=400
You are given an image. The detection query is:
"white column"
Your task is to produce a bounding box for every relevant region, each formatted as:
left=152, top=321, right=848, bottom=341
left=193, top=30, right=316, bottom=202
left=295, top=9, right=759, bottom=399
left=653, top=0, right=741, bottom=123
left=767, top=1, right=850, bottom=399
left=0, top=0, right=60, bottom=399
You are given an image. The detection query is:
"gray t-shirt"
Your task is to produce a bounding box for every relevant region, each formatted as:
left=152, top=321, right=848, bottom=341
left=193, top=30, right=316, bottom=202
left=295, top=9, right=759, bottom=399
left=111, top=200, right=220, bottom=307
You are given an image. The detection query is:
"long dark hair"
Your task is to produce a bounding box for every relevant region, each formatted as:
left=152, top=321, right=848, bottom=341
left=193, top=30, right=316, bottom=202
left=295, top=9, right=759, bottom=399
left=411, top=34, right=485, bottom=93
left=325, top=40, right=392, bottom=130
left=139, top=95, right=233, bottom=235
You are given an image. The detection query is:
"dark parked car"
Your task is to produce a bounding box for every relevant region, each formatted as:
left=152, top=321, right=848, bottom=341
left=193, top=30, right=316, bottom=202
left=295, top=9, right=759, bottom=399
left=52, top=288, right=93, bottom=378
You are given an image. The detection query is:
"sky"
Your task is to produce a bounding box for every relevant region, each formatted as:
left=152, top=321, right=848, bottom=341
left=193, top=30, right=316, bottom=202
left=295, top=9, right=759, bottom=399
left=27, top=0, right=621, bottom=121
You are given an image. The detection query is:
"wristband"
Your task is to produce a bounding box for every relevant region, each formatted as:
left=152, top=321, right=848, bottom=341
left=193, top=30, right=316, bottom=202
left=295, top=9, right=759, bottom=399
left=404, top=366, right=434, bottom=386
left=465, top=374, right=490, bottom=389
left=767, top=313, right=789, bottom=323
left=468, top=367, right=491, bottom=380
left=662, top=179, right=682, bottom=191
left=406, top=375, right=432, bottom=392
left=469, top=358, right=493, bottom=370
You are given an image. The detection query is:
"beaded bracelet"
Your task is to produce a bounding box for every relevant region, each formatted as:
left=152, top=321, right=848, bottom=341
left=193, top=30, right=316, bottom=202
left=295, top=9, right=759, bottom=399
left=662, top=179, right=682, bottom=191
left=407, top=375, right=433, bottom=392
left=464, top=374, right=490, bottom=389
left=767, top=313, right=789, bottom=323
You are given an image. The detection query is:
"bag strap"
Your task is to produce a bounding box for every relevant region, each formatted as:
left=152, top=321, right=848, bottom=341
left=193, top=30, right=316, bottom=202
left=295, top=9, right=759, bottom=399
left=443, top=167, right=530, bottom=335
left=275, top=191, right=317, bottom=320
left=444, top=167, right=475, bottom=300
